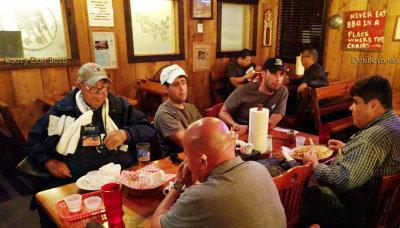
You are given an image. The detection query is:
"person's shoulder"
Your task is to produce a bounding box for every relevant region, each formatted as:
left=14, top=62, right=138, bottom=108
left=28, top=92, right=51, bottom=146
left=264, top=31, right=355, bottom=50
left=275, top=85, right=288, bottom=96
left=239, top=82, right=259, bottom=91
left=53, top=89, right=78, bottom=111
left=184, top=102, right=199, bottom=111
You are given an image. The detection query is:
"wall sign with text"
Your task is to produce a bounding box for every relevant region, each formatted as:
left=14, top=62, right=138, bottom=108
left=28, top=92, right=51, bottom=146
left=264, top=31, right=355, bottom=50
left=343, top=10, right=386, bottom=51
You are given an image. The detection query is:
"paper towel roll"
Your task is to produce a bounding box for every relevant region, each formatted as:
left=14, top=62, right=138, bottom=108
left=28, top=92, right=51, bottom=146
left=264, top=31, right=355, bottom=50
left=248, top=107, right=269, bottom=154
left=296, top=56, right=304, bottom=75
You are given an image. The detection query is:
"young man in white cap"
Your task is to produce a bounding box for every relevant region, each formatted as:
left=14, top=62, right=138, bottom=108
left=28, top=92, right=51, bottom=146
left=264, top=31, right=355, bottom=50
left=219, top=57, right=289, bottom=135
left=154, top=64, right=202, bottom=164
left=27, top=62, right=155, bottom=183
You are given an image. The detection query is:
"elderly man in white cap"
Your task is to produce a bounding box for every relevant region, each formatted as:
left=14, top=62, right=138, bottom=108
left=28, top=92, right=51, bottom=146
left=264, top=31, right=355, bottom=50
left=154, top=64, right=202, bottom=163
left=27, top=62, right=155, bottom=184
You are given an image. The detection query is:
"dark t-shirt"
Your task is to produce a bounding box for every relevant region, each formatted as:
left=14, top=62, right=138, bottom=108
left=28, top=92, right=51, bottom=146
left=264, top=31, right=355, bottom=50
left=225, top=60, right=256, bottom=96
left=154, top=101, right=202, bottom=157
left=224, top=82, right=288, bottom=125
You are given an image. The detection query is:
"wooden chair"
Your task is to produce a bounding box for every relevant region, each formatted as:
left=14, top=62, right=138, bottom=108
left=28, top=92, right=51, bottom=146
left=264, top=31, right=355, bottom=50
left=204, top=103, right=224, bottom=118
left=310, top=80, right=355, bottom=134
left=209, top=71, right=227, bottom=105
left=136, top=79, right=167, bottom=122
left=369, top=172, right=400, bottom=228
left=280, top=87, right=311, bottom=129
left=0, top=100, right=28, bottom=174
left=273, top=162, right=313, bottom=228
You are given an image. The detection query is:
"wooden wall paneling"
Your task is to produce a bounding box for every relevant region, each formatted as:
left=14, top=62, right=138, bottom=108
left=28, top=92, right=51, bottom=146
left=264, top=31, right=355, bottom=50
left=356, top=0, right=388, bottom=79
left=11, top=69, right=44, bottom=106
left=68, top=67, right=79, bottom=89
left=256, top=0, right=278, bottom=65
left=106, top=70, right=117, bottom=94
left=375, top=0, right=400, bottom=86
left=73, top=0, right=92, bottom=64
left=324, top=0, right=347, bottom=82
left=41, top=67, right=70, bottom=98
left=339, top=0, right=368, bottom=81
left=0, top=71, right=16, bottom=107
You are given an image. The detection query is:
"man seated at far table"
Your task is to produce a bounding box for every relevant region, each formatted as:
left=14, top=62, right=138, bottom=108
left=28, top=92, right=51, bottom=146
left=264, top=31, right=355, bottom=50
left=151, top=117, right=287, bottom=228
left=225, top=48, right=262, bottom=97
left=219, top=57, right=289, bottom=135
left=301, top=75, right=400, bottom=228
left=154, top=64, right=202, bottom=164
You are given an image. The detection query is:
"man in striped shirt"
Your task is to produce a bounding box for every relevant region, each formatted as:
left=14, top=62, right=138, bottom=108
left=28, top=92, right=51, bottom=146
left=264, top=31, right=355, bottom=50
left=301, top=75, right=400, bottom=227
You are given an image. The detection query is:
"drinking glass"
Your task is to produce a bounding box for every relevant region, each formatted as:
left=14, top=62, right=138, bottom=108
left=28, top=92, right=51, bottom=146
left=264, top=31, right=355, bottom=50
left=136, top=142, right=151, bottom=167
left=101, top=183, right=123, bottom=224
left=296, top=136, right=306, bottom=147
left=319, top=124, right=331, bottom=145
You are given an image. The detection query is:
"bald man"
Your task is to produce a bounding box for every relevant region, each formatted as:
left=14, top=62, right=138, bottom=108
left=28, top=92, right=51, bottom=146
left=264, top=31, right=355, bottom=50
left=151, top=117, right=286, bottom=228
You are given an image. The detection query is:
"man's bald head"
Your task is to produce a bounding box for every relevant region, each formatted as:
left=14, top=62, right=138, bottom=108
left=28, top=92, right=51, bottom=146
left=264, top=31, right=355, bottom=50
left=183, top=117, right=235, bottom=180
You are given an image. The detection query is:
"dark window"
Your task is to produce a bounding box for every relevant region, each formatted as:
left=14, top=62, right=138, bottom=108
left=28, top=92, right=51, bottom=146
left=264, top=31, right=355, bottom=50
left=276, top=0, right=328, bottom=64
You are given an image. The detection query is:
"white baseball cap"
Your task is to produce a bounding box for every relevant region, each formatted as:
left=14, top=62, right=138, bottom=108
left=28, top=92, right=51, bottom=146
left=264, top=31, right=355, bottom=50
left=160, top=64, right=187, bottom=85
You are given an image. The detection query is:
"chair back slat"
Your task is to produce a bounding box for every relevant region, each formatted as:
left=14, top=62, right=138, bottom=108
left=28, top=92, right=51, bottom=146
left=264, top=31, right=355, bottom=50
left=369, top=172, right=400, bottom=228
left=204, top=103, right=224, bottom=118
left=273, top=162, right=313, bottom=228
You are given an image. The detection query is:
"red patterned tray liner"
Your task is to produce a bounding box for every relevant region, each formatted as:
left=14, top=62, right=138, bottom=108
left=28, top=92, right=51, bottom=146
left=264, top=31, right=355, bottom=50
left=55, top=191, right=106, bottom=222
left=117, top=164, right=175, bottom=190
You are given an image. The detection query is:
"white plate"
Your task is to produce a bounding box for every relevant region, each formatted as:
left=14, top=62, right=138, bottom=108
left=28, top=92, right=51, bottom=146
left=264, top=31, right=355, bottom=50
left=76, top=171, right=101, bottom=191
left=289, top=145, right=333, bottom=160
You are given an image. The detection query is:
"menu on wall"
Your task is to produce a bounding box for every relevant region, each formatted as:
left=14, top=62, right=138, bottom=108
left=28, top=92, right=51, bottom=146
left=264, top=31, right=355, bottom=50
left=87, top=0, right=114, bottom=27
left=343, top=10, right=386, bottom=51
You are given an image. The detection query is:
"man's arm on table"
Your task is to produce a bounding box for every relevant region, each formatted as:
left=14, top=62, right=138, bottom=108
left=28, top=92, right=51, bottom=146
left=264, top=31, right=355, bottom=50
left=269, top=113, right=283, bottom=128
left=229, top=71, right=255, bottom=87
left=219, top=105, right=248, bottom=135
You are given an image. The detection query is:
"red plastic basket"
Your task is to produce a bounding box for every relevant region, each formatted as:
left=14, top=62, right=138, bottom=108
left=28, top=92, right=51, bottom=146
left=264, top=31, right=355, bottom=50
left=56, top=191, right=106, bottom=222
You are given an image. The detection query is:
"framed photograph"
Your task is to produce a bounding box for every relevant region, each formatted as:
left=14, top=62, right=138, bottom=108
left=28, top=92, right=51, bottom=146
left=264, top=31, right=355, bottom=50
left=91, top=31, right=118, bottom=69
left=192, top=0, right=212, bottom=19
left=193, top=42, right=210, bottom=72
left=394, top=16, right=400, bottom=41
left=124, top=0, right=185, bottom=63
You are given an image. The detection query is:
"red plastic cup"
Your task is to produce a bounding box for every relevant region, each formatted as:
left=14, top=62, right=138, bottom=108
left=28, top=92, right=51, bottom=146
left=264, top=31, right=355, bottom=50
left=101, top=183, right=123, bottom=224
left=319, top=124, right=331, bottom=145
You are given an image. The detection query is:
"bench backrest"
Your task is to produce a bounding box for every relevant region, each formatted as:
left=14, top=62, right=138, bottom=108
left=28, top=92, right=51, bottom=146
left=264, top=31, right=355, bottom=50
left=311, top=80, right=355, bottom=133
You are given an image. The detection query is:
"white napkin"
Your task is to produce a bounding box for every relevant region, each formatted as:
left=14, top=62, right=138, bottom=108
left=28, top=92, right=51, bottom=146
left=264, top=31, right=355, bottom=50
left=281, top=146, right=294, bottom=161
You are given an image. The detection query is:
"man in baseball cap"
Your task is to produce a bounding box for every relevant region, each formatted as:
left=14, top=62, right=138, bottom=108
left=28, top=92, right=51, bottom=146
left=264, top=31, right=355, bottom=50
left=154, top=64, right=202, bottom=164
left=219, top=57, right=288, bottom=135
left=78, top=62, right=112, bottom=86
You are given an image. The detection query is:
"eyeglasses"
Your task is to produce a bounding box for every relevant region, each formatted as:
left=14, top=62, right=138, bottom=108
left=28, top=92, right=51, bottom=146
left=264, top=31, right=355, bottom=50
left=301, top=55, right=311, bottom=59
left=83, top=83, right=108, bottom=94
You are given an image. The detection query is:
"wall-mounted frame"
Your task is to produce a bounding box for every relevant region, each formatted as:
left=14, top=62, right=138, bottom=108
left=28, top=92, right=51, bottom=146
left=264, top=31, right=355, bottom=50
left=0, top=0, right=80, bottom=70
left=91, top=31, right=118, bottom=69
left=263, top=9, right=273, bottom=47
left=192, top=0, right=213, bottom=19
left=124, top=0, right=185, bottom=63
left=193, top=42, right=211, bottom=72
left=393, top=16, right=400, bottom=41
left=216, top=0, right=258, bottom=58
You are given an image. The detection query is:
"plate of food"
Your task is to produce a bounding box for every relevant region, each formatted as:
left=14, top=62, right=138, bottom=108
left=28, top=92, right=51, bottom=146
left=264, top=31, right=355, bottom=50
left=290, top=145, right=333, bottom=160
left=117, top=164, right=175, bottom=196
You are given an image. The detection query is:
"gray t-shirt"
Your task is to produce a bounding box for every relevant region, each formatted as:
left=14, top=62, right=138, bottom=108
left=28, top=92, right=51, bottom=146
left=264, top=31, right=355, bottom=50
left=161, top=156, right=287, bottom=228
left=224, top=82, right=288, bottom=125
left=154, top=101, right=202, bottom=157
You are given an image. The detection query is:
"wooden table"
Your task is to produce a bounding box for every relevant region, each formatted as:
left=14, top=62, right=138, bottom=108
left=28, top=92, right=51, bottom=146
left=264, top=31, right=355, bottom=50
left=36, top=128, right=320, bottom=227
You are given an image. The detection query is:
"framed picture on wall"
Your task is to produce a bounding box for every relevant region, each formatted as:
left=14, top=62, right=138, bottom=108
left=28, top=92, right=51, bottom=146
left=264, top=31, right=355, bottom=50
left=91, top=31, right=118, bottom=69
left=394, top=16, right=400, bottom=41
left=192, top=0, right=212, bottom=19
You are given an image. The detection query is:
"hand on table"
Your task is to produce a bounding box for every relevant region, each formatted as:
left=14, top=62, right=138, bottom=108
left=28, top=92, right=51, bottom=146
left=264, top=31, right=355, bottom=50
left=175, top=158, right=195, bottom=187
left=45, top=159, right=72, bottom=178
left=328, top=139, right=345, bottom=151
left=104, top=130, right=128, bottom=150
left=303, top=150, right=318, bottom=170
left=233, top=124, right=248, bottom=135
left=297, top=83, right=307, bottom=93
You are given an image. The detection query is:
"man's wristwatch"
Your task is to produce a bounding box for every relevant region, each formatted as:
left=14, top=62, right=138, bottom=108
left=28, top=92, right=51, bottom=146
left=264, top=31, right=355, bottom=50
left=172, top=180, right=185, bottom=192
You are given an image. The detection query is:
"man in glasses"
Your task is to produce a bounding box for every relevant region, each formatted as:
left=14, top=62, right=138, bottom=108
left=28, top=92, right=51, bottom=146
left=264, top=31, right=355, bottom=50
left=297, top=48, right=328, bottom=94
left=26, top=62, right=155, bottom=184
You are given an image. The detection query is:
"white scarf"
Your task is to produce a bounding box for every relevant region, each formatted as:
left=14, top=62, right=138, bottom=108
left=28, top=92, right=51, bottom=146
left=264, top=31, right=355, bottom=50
left=55, top=91, right=128, bottom=155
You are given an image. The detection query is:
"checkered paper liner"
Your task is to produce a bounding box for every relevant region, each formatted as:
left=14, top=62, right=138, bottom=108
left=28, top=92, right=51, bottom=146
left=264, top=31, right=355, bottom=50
left=117, top=164, right=175, bottom=190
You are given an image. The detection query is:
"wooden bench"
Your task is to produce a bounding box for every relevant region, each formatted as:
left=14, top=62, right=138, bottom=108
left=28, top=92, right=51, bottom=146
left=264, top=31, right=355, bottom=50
left=311, top=80, right=356, bottom=134
left=280, top=87, right=311, bottom=130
